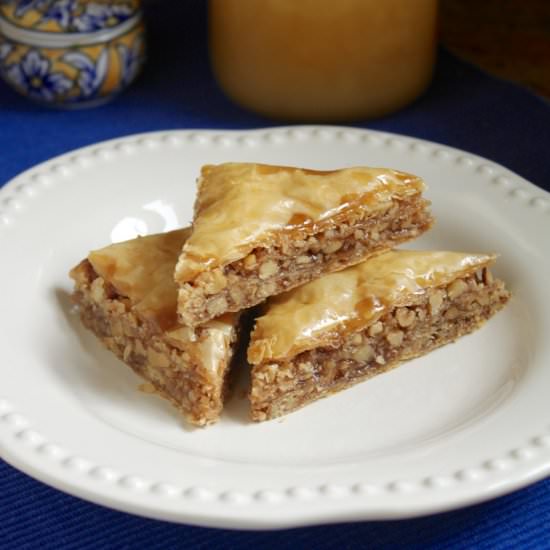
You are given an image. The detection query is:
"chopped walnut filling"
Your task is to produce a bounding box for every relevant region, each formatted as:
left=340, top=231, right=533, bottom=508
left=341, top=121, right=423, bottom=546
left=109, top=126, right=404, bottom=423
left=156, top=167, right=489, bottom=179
left=71, top=261, right=237, bottom=427
left=250, top=269, right=510, bottom=421
left=179, top=195, right=432, bottom=326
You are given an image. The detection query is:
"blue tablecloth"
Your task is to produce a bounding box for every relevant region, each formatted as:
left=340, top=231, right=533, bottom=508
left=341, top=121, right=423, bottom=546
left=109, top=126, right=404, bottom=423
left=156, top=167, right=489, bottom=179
left=1, top=3, right=550, bottom=548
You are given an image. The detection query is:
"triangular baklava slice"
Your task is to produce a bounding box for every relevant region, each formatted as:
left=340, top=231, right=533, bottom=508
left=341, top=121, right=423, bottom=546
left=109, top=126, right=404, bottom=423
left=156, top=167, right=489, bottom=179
left=70, top=229, right=240, bottom=427
left=175, top=163, right=434, bottom=327
left=248, top=250, right=510, bottom=421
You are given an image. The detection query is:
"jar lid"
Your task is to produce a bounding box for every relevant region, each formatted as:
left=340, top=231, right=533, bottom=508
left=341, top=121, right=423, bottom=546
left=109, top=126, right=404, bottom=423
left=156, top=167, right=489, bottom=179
left=0, top=0, right=140, bottom=34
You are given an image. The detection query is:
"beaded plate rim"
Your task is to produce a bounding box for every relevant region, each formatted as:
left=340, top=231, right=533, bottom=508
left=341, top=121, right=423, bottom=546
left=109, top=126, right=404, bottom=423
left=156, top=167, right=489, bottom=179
left=0, top=126, right=549, bottom=529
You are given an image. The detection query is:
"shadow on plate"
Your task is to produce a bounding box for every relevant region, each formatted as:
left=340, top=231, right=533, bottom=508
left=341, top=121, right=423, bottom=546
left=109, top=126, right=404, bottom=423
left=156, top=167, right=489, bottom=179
left=52, top=287, right=254, bottom=430
left=51, top=287, right=196, bottom=430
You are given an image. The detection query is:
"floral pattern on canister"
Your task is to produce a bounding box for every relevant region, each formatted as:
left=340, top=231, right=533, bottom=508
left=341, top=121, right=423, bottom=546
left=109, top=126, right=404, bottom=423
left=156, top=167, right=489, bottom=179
left=116, top=31, right=141, bottom=87
left=0, top=0, right=139, bottom=33
left=0, top=18, right=145, bottom=105
left=62, top=48, right=109, bottom=98
left=5, top=48, right=72, bottom=100
left=0, top=41, right=13, bottom=59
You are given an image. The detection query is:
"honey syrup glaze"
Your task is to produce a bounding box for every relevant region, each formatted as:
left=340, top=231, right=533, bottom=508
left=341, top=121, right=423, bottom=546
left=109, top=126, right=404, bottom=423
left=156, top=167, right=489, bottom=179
left=248, top=250, right=497, bottom=364
left=174, top=163, right=426, bottom=282
left=83, top=228, right=237, bottom=355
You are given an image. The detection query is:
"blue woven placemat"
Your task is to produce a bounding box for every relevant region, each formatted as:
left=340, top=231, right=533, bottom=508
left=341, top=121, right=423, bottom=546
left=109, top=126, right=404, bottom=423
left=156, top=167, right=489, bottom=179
left=1, top=2, right=549, bottom=548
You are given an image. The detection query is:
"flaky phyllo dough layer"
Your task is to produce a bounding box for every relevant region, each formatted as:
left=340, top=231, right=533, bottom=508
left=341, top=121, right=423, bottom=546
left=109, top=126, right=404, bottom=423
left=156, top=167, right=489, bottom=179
left=248, top=250, right=510, bottom=421
left=70, top=229, right=240, bottom=427
left=175, top=162, right=434, bottom=326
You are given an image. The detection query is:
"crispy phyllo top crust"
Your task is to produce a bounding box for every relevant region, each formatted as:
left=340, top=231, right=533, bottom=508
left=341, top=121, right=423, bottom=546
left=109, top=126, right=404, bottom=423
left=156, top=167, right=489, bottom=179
left=248, top=250, right=497, bottom=364
left=70, top=229, right=237, bottom=370
left=174, top=162, right=427, bottom=282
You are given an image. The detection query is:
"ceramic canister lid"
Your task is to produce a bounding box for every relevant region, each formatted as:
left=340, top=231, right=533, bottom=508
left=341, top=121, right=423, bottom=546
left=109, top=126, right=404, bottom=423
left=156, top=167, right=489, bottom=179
left=0, top=0, right=140, bottom=34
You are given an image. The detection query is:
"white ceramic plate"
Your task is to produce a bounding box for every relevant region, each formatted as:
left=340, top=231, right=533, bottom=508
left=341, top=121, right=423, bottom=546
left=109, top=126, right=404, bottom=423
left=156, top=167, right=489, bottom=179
left=1, top=127, right=549, bottom=530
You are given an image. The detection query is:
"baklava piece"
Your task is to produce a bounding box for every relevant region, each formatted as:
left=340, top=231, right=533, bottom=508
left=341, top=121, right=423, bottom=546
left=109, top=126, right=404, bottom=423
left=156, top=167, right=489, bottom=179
left=248, top=250, right=510, bottom=421
left=70, top=229, right=240, bottom=427
left=175, top=163, right=434, bottom=327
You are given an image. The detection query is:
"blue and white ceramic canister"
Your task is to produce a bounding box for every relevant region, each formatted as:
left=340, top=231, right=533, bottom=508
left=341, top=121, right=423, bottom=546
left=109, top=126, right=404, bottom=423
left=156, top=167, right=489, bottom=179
left=0, top=0, right=146, bottom=107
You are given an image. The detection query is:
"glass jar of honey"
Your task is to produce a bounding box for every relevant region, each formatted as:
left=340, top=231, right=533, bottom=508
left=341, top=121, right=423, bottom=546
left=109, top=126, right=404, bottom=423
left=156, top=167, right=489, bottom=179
left=209, top=0, right=438, bottom=121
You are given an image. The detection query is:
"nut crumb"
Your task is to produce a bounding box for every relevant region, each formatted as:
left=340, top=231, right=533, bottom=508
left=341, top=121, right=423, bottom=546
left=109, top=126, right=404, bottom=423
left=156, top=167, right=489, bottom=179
left=386, top=330, right=404, bottom=347
left=396, top=307, right=415, bottom=327
left=259, top=260, right=279, bottom=279
left=447, top=279, right=468, bottom=299
left=368, top=322, right=383, bottom=336
left=206, top=295, right=228, bottom=316
left=353, top=343, right=374, bottom=362
left=322, top=240, right=343, bottom=254
left=429, top=290, right=444, bottom=316
left=244, top=253, right=257, bottom=269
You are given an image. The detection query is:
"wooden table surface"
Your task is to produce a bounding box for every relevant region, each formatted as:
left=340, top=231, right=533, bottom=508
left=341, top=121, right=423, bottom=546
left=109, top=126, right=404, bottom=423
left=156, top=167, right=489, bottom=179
left=440, top=0, right=550, bottom=98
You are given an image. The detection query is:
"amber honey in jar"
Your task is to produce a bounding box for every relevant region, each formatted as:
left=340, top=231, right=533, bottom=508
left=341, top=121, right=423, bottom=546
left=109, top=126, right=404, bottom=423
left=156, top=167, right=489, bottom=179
left=209, top=0, right=438, bottom=121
